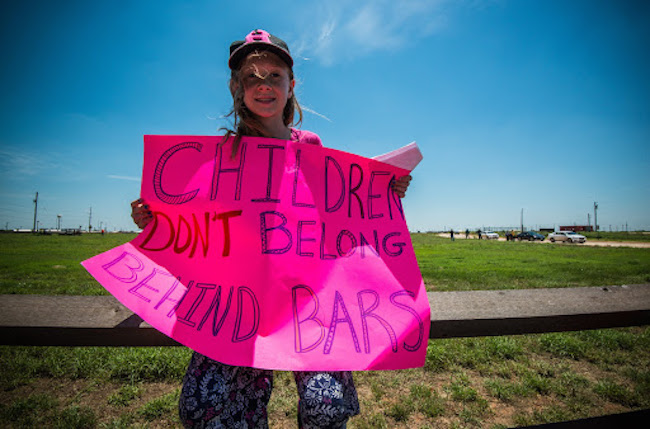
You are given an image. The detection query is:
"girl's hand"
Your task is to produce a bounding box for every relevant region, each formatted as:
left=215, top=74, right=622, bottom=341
left=130, top=198, right=153, bottom=229
left=392, top=175, right=412, bottom=198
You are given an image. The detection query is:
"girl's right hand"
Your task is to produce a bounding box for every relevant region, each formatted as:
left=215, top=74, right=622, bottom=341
left=392, top=175, right=412, bottom=198
left=130, top=198, right=153, bottom=229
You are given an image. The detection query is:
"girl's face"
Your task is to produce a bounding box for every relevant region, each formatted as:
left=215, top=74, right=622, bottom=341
left=239, top=51, right=294, bottom=123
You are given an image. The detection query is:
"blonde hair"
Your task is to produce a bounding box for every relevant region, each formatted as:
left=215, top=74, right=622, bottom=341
left=221, top=50, right=303, bottom=158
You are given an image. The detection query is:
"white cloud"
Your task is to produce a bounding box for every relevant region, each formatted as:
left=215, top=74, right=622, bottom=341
left=107, top=175, right=141, bottom=182
left=0, top=147, right=60, bottom=177
left=293, top=0, right=452, bottom=65
left=302, top=106, right=333, bottom=122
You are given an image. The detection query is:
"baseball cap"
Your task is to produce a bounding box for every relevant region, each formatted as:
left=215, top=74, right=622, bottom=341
left=228, top=29, right=293, bottom=70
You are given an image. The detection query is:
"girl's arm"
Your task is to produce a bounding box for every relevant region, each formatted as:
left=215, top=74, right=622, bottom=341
left=391, top=175, right=412, bottom=198
left=130, top=198, right=153, bottom=229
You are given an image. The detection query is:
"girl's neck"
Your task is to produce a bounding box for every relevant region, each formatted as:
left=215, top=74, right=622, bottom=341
left=259, top=117, right=291, bottom=140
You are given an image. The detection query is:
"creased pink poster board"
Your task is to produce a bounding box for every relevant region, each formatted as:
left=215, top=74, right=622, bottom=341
left=82, top=135, right=430, bottom=371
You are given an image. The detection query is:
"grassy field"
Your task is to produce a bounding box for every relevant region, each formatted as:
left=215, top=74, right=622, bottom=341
left=0, top=233, right=649, bottom=428
left=0, top=233, right=130, bottom=295
left=580, top=231, right=650, bottom=242
left=412, top=234, right=650, bottom=292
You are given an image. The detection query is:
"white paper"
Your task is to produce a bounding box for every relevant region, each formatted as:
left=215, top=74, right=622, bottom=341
left=373, top=141, right=423, bottom=171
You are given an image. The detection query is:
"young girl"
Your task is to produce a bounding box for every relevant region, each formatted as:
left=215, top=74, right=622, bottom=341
left=131, top=29, right=412, bottom=428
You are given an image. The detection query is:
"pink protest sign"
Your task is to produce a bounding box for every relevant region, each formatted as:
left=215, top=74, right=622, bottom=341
left=82, top=135, right=430, bottom=371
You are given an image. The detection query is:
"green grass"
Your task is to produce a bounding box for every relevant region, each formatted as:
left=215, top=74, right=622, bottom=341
left=1, top=330, right=648, bottom=428
left=0, top=232, right=648, bottom=427
left=0, top=346, right=192, bottom=389
left=484, top=378, right=533, bottom=402
left=513, top=407, right=575, bottom=427
left=1, top=233, right=648, bottom=295
left=411, top=233, right=650, bottom=291
left=409, top=385, right=445, bottom=418
left=581, top=231, right=650, bottom=242
left=137, top=389, right=180, bottom=421
left=107, top=384, right=143, bottom=407
left=0, top=232, right=135, bottom=295
left=0, top=394, right=97, bottom=428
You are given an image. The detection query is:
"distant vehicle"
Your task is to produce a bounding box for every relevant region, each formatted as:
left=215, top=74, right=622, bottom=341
left=483, top=231, right=499, bottom=240
left=547, top=231, right=586, bottom=243
left=516, top=231, right=545, bottom=241
left=59, top=228, right=82, bottom=236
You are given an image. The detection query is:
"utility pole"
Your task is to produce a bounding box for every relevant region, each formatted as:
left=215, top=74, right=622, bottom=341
left=593, top=202, right=599, bottom=237
left=88, top=207, right=92, bottom=232
left=587, top=213, right=591, bottom=231
left=520, top=208, right=524, bottom=232
left=32, top=192, right=38, bottom=232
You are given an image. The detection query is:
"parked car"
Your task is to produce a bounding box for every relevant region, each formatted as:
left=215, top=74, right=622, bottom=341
left=516, top=231, right=545, bottom=241
left=483, top=231, right=499, bottom=240
left=547, top=231, right=587, bottom=243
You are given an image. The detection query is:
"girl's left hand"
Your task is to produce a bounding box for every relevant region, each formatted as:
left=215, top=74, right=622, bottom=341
left=392, top=175, right=412, bottom=198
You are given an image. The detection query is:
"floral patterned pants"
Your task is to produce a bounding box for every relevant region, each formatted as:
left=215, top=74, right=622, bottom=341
left=179, top=352, right=360, bottom=428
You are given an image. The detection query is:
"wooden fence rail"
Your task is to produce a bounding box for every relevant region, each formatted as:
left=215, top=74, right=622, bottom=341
left=1, top=284, right=649, bottom=346
left=1, top=284, right=648, bottom=427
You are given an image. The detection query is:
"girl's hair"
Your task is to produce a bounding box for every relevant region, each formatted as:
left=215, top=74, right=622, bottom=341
left=221, top=50, right=303, bottom=158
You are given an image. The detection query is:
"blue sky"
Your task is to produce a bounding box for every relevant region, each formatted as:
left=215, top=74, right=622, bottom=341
left=1, top=0, right=648, bottom=232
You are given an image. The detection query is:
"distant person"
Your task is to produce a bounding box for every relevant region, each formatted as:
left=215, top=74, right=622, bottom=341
left=465, top=228, right=469, bottom=239
left=450, top=229, right=455, bottom=241
left=506, top=231, right=511, bottom=241
left=130, top=29, right=413, bottom=429
left=478, top=229, right=482, bottom=240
